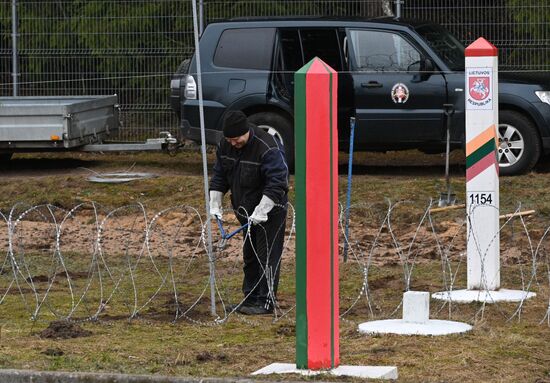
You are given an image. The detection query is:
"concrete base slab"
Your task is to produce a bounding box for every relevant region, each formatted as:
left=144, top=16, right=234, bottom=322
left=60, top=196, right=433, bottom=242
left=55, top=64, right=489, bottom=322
left=358, top=319, right=472, bottom=336
left=252, top=362, right=398, bottom=380
left=432, top=289, right=536, bottom=303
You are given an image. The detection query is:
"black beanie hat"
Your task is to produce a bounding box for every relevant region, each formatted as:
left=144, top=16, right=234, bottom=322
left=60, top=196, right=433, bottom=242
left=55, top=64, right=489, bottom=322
left=223, top=111, right=250, bottom=138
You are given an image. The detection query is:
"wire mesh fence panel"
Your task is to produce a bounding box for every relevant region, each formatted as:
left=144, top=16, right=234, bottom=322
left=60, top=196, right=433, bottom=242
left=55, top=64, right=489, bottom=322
left=0, top=1, right=12, bottom=96
left=0, top=0, right=548, bottom=141
left=203, top=0, right=391, bottom=22
left=402, top=0, right=550, bottom=71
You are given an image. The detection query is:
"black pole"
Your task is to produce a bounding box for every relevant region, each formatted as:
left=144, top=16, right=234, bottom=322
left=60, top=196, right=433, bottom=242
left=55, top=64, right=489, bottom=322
left=443, top=103, right=455, bottom=204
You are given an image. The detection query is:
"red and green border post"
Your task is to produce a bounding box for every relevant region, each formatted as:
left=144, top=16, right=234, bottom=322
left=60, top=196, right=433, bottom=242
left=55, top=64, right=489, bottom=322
left=295, top=57, right=339, bottom=370
left=251, top=57, right=397, bottom=379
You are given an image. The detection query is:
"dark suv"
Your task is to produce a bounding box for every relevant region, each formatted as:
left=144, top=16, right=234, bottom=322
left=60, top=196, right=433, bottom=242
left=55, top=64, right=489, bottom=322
left=170, top=17, right=550, bottom=175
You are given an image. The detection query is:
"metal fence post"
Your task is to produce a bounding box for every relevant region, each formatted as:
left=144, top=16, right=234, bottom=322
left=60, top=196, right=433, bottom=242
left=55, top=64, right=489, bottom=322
left=343, top=117, right=356, bottom=263
left=395, top=0, right=402, bottom=18
left=191, top=0, right=216, bottom=317
left=199, top=0, right=204, bottom=36
left=11, top=0, right=18, bottom=96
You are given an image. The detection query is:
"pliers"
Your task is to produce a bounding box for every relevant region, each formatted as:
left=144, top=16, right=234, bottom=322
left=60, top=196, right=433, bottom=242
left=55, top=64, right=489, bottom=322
left=215, top=217, right=249, bottom=250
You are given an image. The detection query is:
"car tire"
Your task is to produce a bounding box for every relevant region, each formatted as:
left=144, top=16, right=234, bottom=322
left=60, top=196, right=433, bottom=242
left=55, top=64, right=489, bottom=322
left=248, top=112, right=294, bottom=170
left=0, top=153, right=12, bottom=162
left=498, top=110, right=541, bottom=176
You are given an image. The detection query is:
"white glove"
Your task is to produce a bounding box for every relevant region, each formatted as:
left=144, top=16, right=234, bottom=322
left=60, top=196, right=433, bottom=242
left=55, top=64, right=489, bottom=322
left=250, top=195, right=275, bottom=225
left=209, top=190, right=224, bottom=220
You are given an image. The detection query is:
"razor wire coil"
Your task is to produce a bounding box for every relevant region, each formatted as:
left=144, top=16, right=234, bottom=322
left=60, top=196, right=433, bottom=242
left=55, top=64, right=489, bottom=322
left=0, top=200, right=548, bottom=327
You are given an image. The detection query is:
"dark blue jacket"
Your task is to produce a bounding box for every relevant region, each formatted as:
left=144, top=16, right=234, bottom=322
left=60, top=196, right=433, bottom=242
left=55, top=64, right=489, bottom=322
left=210, top=125, right=289, bottom=219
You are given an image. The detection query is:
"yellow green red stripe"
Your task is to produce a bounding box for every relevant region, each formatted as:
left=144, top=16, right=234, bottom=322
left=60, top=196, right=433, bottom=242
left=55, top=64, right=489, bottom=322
left=466, top=125, right=498, bottom=182
left=466, top=139, right=496, bottom=168
left=465, top=125, right=496, bottom=156
left=467, top=151, right=498, bottom=182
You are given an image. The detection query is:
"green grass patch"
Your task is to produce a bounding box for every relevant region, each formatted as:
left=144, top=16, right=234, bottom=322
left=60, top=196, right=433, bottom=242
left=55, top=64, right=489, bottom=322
left=1, top=151, right=550, bottom=382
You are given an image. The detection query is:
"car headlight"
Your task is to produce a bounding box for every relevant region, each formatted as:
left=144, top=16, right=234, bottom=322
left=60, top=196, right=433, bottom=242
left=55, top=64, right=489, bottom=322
left=535, top=91, right=550, bottom=105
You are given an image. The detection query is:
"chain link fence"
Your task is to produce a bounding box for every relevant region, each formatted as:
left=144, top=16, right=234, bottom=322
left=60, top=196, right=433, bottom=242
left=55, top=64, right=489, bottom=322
left=0, top=0, right=548, bottom=140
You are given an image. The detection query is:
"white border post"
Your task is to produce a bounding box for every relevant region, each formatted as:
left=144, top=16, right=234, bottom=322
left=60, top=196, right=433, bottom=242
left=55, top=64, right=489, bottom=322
left=464, top=37, right=500, bottom=291
left=432, top=38, right=535, bottom=304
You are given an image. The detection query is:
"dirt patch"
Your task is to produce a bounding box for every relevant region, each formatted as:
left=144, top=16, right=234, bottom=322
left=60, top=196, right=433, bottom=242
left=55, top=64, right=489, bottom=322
left=41, top=348, right=64, bottom=356
left=139, top=294, right=220, bottom=323
left=368, top=274, right=402, bottom=289
left=26, top=275, right=49, bottom=283
left=275, top=324, right=294, bottom=336
left=1, top=210, right=208, bottom=262
left=26, top=271, right=89, bottom=283
left=195, top=351, right=228, bottom=363
left=94, top=314, right=130, bottom=322
left=38, top=320, right=92, bottom=339
left=3, top=204, right=543, bottom=269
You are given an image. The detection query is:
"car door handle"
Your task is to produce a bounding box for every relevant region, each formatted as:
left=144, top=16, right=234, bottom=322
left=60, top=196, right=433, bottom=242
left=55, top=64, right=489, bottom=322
left=361, top=81, right=383, bottom=88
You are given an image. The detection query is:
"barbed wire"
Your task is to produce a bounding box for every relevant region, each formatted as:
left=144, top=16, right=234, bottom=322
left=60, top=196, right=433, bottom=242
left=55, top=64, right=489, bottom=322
left=0, top=200, right=548, bottom=327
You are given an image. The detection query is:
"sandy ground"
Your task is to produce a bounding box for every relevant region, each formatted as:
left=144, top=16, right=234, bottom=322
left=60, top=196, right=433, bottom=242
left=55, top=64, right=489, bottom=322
left=1, top=205, right=543, bottom=268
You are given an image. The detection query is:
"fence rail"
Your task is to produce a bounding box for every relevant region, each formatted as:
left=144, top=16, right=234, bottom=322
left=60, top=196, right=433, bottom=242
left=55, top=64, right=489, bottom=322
left=1, top=0, right=548, bottom=140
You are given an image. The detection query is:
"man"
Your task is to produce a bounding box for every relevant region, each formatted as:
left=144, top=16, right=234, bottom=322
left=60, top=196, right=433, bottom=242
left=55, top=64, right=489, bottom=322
left=209, top=110, right=289, bottom=315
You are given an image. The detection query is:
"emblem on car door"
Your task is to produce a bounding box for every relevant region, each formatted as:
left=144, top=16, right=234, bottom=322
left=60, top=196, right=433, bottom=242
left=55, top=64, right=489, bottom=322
left=391, top=83, right=409, bottom=104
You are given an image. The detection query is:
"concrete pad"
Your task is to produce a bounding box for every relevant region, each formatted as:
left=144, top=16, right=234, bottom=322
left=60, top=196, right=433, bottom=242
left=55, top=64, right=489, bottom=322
left=358, top=319, right=472, bottom=336
left=252, top=362, right=398, bottom=380
left=432, top=289, right=536, bottom=303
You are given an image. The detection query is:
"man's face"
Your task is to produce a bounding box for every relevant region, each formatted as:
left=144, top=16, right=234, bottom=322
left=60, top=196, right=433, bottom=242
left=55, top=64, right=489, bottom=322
left=225, top=131, right=250, bottom=149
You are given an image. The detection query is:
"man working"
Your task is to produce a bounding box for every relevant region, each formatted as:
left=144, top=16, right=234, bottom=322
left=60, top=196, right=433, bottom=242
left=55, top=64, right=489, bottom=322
left=209, top=111, right=289, bottom=315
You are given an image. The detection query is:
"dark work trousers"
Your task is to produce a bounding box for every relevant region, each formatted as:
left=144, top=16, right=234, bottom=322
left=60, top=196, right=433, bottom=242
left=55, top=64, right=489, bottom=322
left=239, top=207, right=287, bottom=310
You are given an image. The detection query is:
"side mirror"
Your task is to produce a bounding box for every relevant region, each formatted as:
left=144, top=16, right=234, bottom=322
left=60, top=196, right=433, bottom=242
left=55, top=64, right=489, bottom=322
left=412, top=58, right=436, bottom=82
left=423, top=57, right=435, bottom=71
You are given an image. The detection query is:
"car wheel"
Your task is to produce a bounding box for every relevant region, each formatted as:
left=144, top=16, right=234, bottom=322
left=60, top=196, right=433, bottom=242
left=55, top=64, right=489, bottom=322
left=0, top=153, right=12, bottom=162
left=248, top=112, right=294, bottom=170
left=497, top=110, right=541, bottom=176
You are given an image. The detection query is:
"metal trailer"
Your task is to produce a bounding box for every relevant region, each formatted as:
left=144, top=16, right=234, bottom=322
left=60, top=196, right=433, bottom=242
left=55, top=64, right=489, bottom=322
left=0, top=95, right=177, bottom=159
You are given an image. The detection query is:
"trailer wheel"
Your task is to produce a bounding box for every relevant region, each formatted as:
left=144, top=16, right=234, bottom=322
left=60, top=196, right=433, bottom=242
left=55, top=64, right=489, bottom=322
left=0, top=153, right=12, bottom=162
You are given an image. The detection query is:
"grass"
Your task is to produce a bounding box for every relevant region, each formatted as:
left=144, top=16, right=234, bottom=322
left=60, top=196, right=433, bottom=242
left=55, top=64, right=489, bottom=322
left=1, top=259, right=548, bottom=382
left=1, top=150, right=550, bottom=382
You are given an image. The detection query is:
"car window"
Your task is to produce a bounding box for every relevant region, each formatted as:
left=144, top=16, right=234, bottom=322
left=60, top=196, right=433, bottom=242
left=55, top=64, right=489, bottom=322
left=213, top=28, right=275, bottom=70
left=348, top=30, right=421, bottom=72
left=415, top=24, right=464, bottom=71
left=279, top=29, right=303, bottom=71
left=300, top=29, right=343, bottom=71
